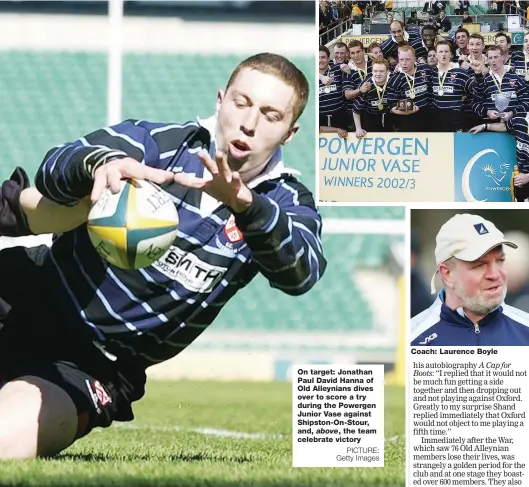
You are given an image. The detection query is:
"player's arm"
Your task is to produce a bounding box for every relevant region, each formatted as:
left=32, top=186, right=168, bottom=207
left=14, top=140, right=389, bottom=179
left=469, top=122, right=507, bottom=133
left=0, top=167, right=89, bottom=237
left=237, top=179, right=326, bottom=296
left=20, top=188, right=91, bottom=235
left=34, top=120, right=194, bottom=205
left=173, top=151, right=327, bottom=296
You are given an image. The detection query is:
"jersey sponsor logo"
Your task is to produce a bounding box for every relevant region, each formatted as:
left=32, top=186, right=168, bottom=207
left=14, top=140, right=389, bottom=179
left=370, top=98, right=388, bottom=106
left=450, top=74, right=457, bottom=81
left=419, top=332, right=438, bottom=345
left=152, top=246, right=226, bottom=293
left=516, top=140, right=529, bottom=153
left=224, top=215, right=243, bottom=243
left=319, top=83, right=338, bottom=94
left=405, top=84, right=427, bottom=98
left=433, top=85, right=454, bottom=94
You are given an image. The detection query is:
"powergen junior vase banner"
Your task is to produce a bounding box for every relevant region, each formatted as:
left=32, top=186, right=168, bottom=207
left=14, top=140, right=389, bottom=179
left=318, top=133, right=516, bottom=203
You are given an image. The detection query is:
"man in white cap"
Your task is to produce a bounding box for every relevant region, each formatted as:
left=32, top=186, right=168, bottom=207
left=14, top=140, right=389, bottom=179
left=411, top=213, right=529, bottom=346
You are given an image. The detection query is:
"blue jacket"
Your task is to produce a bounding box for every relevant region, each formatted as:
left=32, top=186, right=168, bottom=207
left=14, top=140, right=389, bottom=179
left=411, top=290, right=529, bottom=346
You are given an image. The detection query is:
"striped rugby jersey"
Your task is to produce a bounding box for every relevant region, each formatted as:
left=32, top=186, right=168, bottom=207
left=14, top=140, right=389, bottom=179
left=343, top=61, right=372, bottom=114
left=352, top=77, right=395, bottom=115
left=319, top=62, right=344, bottom=116
left=380, top=32, right=423, bottom=60
left=510, top=51, right=529, bottom=80
left=431, top=64, right=476, bottom=112
left=505, top=113, right=529, bottom=174
left=34, top=117, right=326, bottom=367
left=389, top=64, right=431, bottom=108
left=473, top=70, right=529, bottom=118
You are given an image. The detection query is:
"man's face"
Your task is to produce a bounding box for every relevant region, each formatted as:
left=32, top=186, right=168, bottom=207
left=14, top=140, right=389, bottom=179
left=487, top=48, right=503, bottom=71
left=440, top=11, right=445, bottom=18
left=398, top=49, right=415, bottom=73
left=216, top=68, right=298, bottom=179
left=427, top=50, right=437, bottom=66
left=370, top=47, right=383, bottom=59
left=334, top=46, right=347, bottom=63
left=445, top=247, right=507, bottom=318
left=436, top=45, right=451, bottom=65
left=455, top=32, right=469, bottom=50
left=372, top=63, right=388, bottom=84
left=390, top=22, right=404, bottom=43
left=349, top=46, right=365, bottom=65
left=524, top=35, right=529, bottom=53
left=422, top=29, right=436, bottom=49
left=469, top=38, right=483, bottom=56
left=319, top=51, right=329, bottom=71
left=495, top=36, right=509, bottom=55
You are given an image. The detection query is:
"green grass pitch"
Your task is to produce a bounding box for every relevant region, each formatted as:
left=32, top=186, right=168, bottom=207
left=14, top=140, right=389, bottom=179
left=0, top=381, right=405, bottom=486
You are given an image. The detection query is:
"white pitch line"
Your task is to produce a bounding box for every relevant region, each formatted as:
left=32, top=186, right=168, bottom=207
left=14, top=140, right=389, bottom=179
left=98, top=423, right=402, bottom=443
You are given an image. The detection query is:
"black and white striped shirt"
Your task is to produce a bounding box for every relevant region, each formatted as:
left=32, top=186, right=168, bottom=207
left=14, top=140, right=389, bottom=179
left=319, top=63, right=344, bottom=116
left=431, top=64, right=476, bottom=112
left=473, top=71, right=529, bottom=118
left=343, top=61, right=372, bottom=114
left=505, top=113, right=529, bottom=174
left=389, top=64, right=432, bottom=108
left=380, top=33, right=423, bottom=60
left=35, top=118, right=326, bottom=367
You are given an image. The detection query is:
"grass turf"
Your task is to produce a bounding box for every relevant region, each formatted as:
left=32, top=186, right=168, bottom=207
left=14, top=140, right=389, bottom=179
left=0, top=381, right=405, bottom=487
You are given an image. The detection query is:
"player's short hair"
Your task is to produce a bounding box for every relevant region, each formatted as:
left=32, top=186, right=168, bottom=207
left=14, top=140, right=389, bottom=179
left=398, top=44, right=416, bottom=57
left=319, top=45, right=330, bottom=57
left=435, top=40, right=453, bottom=52
left=495, top=32, right=511, bottom=44
left=348, top=40, right=365, bottom=51
left=367, top=42, right=381, bottom=52
left=469, top=33, right=485, bottom=44
left=487, top=45, right=503, bottom=55
left=372, top=58, right=390, bottom=70
left=421, top=24, right=436, bottom=35
left=225, top=53, right=309, bottom=125
left=334, top=42, right=348, bottom=51
left=455, top=27, right=470, bottom=38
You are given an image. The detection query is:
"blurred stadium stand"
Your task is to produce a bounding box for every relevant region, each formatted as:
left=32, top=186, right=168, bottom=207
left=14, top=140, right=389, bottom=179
left=0, top=1, right=405, bottom=383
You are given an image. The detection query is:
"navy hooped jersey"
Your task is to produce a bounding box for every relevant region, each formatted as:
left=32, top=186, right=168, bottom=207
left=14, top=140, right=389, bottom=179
left=510, top=51, right=529, bottom=80
left=431, top=65, right=476, bottom=112
left=389, top=64, right=432, bottom=108
left=352, top=78, right=394, bottom=115
left=35, top=118, right=327, bottom=367
left=319, top=63, right=344, bottom=116
left=343, top=62, right=372, bottom=113
left=505, top=113, right=529, bottom=174
left=473, top=71, right=529, bottom=117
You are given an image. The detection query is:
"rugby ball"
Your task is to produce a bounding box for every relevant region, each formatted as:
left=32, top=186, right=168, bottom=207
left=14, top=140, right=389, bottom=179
left=87, top=179, right=178, bottom=270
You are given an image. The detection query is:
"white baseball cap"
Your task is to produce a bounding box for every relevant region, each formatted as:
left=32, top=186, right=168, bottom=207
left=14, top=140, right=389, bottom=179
left=430, top=213, right=517, bottom=294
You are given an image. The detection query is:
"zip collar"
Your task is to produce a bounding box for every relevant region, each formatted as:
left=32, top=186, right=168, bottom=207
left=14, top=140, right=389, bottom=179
left=438, top=289, right=503, bottom=328
left=196, top=115, right=301, bottom=189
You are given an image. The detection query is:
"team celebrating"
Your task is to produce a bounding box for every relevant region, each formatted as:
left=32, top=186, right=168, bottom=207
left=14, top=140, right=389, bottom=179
left=320, top=20, right=529, bottom=200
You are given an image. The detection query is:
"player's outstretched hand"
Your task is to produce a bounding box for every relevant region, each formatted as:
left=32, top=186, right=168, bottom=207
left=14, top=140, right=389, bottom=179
left=173, top=150, right=253, bottom=213
left=91, top=157, right=174, bottom=202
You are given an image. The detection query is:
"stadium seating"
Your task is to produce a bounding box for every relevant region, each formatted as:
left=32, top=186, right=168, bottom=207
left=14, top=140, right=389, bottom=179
left=0, top=51, right=401, bottom=343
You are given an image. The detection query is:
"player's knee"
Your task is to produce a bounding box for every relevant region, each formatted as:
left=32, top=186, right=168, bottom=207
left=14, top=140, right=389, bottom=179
left=0, top=376, right=78, bottom=459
